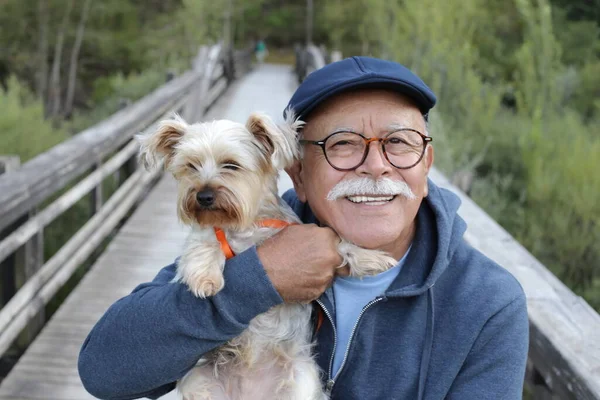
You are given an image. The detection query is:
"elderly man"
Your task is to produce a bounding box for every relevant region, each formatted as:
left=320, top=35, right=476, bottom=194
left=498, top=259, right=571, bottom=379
left=79, top=57, right=528, bottom=399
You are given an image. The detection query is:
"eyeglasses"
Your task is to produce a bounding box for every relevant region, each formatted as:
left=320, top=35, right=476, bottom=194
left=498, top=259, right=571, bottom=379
left=299, top=129, right=432, bottom=171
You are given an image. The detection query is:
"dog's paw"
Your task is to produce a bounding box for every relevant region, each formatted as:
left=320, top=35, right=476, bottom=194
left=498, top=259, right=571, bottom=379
left=338, top=241, right=397, bottom=278
left=186, top=271, right=225, bottom=298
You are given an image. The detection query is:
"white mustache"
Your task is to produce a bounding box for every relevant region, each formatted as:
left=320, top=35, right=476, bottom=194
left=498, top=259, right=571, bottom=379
left=326, top=177, right=416, bottom=201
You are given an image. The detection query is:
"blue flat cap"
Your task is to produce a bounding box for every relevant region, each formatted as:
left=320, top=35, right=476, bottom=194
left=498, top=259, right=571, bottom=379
left=285, top=56, right=436, bottom=120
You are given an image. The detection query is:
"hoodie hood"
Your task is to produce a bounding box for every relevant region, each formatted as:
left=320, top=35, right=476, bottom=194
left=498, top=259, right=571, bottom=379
left=385, top=177, right=466, bottom=297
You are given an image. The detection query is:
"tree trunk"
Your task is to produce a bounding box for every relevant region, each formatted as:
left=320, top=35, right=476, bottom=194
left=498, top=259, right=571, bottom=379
left=36, top=0, right=49, bottom=102
left=223, top=0, right=233, bottom=48
left=64, top=0, right=92, bottom=118
left=47, top=0, right=74, bottom=119
left=306, top=0, right=313, bottom=45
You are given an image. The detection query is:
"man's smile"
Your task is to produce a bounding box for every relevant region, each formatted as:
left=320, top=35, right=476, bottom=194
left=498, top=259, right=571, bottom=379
left=345, top=195, right=397, bottom=205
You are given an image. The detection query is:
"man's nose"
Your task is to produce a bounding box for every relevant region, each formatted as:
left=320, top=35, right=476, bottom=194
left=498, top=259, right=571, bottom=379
left=355, top=141, right=392, bottom=178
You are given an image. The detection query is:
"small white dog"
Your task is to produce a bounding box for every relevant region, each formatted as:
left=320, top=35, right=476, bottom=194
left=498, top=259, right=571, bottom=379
left=137, top=112, right=396, bottom=400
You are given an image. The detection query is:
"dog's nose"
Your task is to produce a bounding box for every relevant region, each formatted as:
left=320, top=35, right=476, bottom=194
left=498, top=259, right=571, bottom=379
left=196, top=189, right=215, bottom=207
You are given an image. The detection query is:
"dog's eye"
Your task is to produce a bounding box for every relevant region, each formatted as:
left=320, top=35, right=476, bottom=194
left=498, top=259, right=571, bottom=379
left=223, top=161, right=241, bottom=170
left=187, top=163, right=199, bottom=170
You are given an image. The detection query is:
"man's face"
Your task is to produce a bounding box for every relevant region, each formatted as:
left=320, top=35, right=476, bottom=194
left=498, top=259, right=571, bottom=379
left=287, top=89, right=434, bottom=257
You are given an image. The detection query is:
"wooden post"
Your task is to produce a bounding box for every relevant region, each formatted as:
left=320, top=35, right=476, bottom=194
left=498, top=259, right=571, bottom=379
left=165, top=70, right=176, bottom=82
left=525, top=360, right=556, bottom=400
left=89, top=159, right=105, bottom=282
left=184, top=46, right=210, bottom=122
left=90, top=161, right=103, bottom=215
left=0, top=156, right=45, bottom=349
left=0, top=156, right=22, bottom=307
left=121, top=147, right=138, bottom=197
left=14, top=211, right=45, bottom=348
left=0, top=156, right=20, bottom=175
left=125, top=151, right=138, bottom=181
left=295, top=44, right=306, bottom=83
left=114, top=99, right=137, bottom=189
left=225, top=48, right=235, bottom=83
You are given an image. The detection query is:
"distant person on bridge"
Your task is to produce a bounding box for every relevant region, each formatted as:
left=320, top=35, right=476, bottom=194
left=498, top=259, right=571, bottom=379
left=255, top=39, right=268, bottom=64
left=78, top=57, right=529, bottom=400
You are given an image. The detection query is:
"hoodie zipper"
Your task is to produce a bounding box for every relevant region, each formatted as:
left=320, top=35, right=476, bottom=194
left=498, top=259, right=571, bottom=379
left=315, top=299, right=337, bottom=394
left=317, top=297, right=384, bottom=397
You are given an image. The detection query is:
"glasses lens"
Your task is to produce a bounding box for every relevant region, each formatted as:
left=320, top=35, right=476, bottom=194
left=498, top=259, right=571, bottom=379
left=384, top=130, right=424, bottom=168
left=324, top=132, right=366, bottom=170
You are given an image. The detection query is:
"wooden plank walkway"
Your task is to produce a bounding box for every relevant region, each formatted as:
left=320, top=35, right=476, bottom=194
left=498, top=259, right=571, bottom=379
left=0, top=64, right=298, bottom=399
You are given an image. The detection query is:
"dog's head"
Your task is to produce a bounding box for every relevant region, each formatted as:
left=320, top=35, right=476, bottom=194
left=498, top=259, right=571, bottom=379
left=136, top=112, right=300, bottom=229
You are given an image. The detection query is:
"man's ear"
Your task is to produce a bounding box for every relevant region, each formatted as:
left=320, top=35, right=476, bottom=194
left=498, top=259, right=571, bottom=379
left=136, top=114, right=188, bottom=170
left=285, top=160, right=307, bottom=202
left=423, top=145, right=434, bottom=197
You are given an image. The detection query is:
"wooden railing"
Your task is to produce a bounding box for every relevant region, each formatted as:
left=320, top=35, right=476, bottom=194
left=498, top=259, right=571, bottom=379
left=294, top=48, right=600, bottom=400
left=294, top=43, right=326, bottom=83
left=0, top=43, right=253, bottom=358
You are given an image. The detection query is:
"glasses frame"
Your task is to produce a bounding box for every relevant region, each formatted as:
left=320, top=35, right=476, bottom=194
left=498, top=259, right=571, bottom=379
left=299, top=129, right=433, bottom=171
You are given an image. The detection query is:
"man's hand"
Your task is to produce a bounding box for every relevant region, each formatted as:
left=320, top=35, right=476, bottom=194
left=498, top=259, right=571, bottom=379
left=257, top=224, right=345, bottom=303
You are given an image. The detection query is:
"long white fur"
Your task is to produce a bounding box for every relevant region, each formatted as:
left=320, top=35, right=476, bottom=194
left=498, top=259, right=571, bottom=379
left=136, top=111, right=396, bottom=400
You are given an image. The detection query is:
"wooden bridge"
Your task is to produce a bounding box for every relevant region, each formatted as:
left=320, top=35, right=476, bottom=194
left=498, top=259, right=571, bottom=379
left=0, top=44, right=598, bottom=400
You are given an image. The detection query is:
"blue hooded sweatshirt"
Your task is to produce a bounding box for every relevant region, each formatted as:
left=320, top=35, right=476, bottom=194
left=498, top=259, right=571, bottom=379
left=78, top=180, right=529, bottom=400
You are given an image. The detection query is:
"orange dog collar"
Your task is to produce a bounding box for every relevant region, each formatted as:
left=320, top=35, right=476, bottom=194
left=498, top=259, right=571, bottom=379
left=214, top=219, right=296, bottom=259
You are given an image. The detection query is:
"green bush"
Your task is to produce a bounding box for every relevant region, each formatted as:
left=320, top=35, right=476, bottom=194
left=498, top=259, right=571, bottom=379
left=571, top=60, right=600, bottom=120
left=521, top=112, right=600, bottom=287
left=66, top=68, right=172, bottom=134
left=0, top=76, right=68, bottom=162
left=92, top=69, right=167, bottom=104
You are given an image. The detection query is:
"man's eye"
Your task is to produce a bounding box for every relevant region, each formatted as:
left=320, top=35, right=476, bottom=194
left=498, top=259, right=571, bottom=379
left=223, top=161, right=241, bottom=170
left=333, top=140, right=351, bottom=146
left=387, top=138, right=408, bottom=145
left=331, top=139, right=361, bottom=148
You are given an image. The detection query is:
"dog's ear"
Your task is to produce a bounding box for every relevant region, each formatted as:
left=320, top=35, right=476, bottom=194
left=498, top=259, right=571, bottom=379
left=246, top=111, right=303, bottom=169
left=246, top=113, right=276, bottom=155
left=136, top=114, right=188, bottom=170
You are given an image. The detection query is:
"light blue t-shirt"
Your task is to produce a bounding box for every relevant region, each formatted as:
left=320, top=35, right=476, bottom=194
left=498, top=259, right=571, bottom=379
left=331, top=248, right=410, bottom=377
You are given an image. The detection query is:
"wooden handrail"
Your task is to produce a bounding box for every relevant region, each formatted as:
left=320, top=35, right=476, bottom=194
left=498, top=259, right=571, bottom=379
left=0, top=168, right=154, bottom=356
left=0, top=70, right=200, bottom=234
left=0, top=140, right=139, bottom=264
